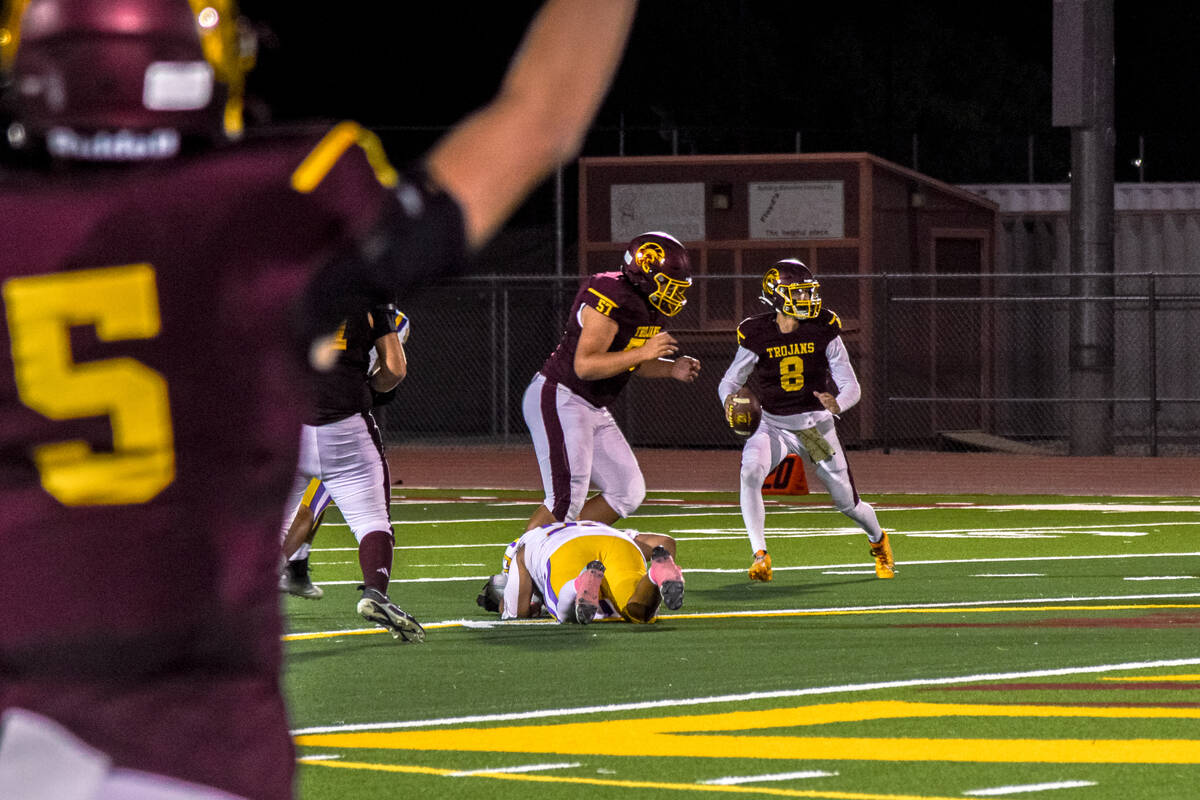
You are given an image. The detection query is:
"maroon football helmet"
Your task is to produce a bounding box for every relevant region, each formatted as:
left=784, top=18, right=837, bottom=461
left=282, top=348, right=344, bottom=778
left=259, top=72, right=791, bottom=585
left=761, top=258, right=821, bottom=319
left=620, top=231, right=692, bottom=317
left=0, top=0, right=255, bottom=160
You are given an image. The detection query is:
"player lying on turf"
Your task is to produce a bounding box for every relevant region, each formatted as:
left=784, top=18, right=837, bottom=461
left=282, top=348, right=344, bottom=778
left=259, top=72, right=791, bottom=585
left=477, top=521, right=685, bottom=624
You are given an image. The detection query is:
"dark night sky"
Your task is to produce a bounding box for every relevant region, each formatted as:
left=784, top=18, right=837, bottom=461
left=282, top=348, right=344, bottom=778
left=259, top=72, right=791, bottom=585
left=237, top=2, right=1200, bottom=184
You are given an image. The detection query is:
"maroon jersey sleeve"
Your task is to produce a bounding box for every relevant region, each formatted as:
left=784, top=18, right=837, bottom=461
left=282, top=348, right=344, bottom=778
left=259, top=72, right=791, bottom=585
left=538, top=271, right=663, bottom=407
left=741, top=309, right=843, bottom=415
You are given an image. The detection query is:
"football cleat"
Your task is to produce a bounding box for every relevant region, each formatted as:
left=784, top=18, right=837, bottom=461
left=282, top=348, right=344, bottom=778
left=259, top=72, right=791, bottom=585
left=870, top=532, right=896, bottom=579
left=279, top=571, right=324, bottom=600
left=572, top=560, right=606, bottom=625
left=647, top=545, right=685, bottom=610
left=357, top=587, right=426, bottom=642
left=749, top=549, right=773, bottom=582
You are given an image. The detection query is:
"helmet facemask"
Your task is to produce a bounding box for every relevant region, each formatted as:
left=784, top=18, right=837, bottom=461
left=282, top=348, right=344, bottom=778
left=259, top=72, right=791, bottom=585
left=762, top=265, right=822, bottom=319
left=646, top=271, right=691, bottom=317
left=622, top=233, right=692, bottom=317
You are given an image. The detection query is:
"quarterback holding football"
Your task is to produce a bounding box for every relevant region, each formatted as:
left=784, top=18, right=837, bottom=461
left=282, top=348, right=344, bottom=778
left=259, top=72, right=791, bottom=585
left=717, top=259, right=895, bottom=582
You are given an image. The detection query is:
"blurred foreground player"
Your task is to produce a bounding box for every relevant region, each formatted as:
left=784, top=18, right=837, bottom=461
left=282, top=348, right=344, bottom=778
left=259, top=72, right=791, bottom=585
left=0, top=0, right=640, bottom=798
left=522, top=232, right=701, bottom=531
left=717, top=260, right=895, bottom=582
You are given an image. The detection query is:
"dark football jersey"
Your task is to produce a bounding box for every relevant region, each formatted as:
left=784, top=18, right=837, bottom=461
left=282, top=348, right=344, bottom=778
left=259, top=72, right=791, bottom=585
left=540, top=271, right=662, bottom=407
left=0, top=123, right=464, bottom=799
left=308, top=309, right=377, bottom=425
left=737, top=309, right=844, bottom=415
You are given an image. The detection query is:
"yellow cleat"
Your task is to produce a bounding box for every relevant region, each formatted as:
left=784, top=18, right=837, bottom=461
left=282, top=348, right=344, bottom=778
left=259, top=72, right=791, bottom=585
left=870, top=531, right=896, bottom=579
left=748, top=549, right=773, bottom=582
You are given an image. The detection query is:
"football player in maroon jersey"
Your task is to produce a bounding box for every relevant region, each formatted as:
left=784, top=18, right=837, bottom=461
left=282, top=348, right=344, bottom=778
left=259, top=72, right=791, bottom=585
left=522, top=231, right=701, bottom=531
left=279, top=308, right=408, bottom=602
left=280, top=302, right=425, bottom=640
left=717, top=260, right=896, bottom=583
left=0, top=0, right=638, bottom=797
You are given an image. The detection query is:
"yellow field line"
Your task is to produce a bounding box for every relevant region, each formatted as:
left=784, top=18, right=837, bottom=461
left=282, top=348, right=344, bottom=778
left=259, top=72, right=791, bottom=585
left=676, top=603, right=1200, bottom=620
left=282, top=603, right=1200, bottom=642
left=1101, top=674, right=1200, bottom=681
left=299, top=757, right=969, bottom=800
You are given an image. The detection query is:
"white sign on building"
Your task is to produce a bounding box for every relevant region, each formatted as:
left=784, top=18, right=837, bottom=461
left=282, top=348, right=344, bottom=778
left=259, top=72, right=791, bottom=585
left=749, top=180, right=844, bottom=239
left=610, top=182, right=706, bottom=242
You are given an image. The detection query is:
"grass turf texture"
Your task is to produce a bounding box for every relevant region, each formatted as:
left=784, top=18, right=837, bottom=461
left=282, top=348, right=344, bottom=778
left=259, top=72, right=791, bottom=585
left=283, top=489, right=1200, bottom=799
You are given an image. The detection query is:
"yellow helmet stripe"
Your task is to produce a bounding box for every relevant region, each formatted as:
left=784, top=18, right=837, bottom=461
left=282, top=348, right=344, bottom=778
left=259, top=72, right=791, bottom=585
left=0, top=0, right=31, bottom=72
left=291, top=122, right=399, bottom=194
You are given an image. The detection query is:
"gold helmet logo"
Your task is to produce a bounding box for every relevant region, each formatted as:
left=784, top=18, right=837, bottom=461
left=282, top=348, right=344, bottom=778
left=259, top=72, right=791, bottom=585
left=634, top=242, right=666, bottom=274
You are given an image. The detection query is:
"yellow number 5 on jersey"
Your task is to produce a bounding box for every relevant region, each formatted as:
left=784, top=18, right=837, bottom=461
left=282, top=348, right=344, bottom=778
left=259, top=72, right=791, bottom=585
left=4, top=264, right=174, bottom=505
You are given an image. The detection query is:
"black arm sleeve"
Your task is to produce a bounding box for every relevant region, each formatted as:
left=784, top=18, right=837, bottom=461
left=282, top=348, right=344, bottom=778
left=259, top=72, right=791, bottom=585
left=294, top=170, right=468, bottom=351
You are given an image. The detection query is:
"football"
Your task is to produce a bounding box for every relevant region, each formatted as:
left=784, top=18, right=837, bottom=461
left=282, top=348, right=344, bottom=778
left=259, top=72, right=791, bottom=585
left=725, top=387, right=762, bottom=436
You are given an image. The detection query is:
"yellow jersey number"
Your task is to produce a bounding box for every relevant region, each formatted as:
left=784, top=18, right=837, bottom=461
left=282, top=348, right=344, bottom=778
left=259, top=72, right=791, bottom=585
left=621, top=335, right=650, bottom=372
left=3, top=264, right=175, bottom=505
left=779, top=355, right=805, bottom=391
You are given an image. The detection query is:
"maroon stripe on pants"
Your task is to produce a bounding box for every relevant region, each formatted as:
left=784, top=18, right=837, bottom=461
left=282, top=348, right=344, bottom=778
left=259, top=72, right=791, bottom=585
left=845, top=456, right=862, bottom=506
left=361, top=410, right=393, bottom=525
left=540, top=379, right=572, bottom=521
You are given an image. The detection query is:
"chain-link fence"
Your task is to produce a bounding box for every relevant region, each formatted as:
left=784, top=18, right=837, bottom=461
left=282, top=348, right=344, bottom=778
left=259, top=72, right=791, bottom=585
left=375, top=272, right=1200, bottom=457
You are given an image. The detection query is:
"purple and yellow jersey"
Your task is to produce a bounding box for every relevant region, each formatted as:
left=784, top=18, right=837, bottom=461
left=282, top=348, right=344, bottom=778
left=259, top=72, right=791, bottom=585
left=502, top=521, right=646, bottom=622
left=0, top=122, right=465, bottom=674
left=300, top=477, right=333, bottom=522
left=737, top=308, right=843, bottom=415
left=539, top=271, right=661, bottom=407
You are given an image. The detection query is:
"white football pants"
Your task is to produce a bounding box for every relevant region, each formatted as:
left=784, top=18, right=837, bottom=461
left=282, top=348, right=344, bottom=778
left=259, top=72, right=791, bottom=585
left=280, top=412, right=391, bottom=545
left=0, top=709, right=248, bottom=800
left=739, top=411, right=882, bottom=554
left=522, top=373, right=645, bottom=521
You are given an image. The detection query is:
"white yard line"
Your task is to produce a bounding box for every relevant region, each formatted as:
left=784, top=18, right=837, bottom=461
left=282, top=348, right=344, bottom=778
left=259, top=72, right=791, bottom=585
left=289, top=657, right=1200, bottom=735
left=445, top=762, right=580, bottom=777
left=1124, top=575, right=1198, bottom=581
left=302, top=552, right=1200, bottom=584
left=964, top=780, right=1097, bottom=796
left=701, top=770, right=838, bottom=785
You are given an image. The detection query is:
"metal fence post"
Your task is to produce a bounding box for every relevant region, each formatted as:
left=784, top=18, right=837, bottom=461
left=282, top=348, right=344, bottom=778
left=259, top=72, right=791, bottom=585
left=489, top=282, right=499, bottom=436
left=882, top=273, right=891, bottom=455
left=1149, top=273, right=1158, bottom=456
left=503, top=287, right=512, bottom=439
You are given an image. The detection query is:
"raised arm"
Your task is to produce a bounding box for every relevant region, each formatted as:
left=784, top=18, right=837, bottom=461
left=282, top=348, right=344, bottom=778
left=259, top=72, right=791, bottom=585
left=426, top=0, right=638, bottom=250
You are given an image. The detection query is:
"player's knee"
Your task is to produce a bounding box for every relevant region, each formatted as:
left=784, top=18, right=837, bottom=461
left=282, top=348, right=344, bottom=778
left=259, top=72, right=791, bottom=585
left=740, top=461, right=769, bottom=488
left=607, top=474, right=645, bottom=518
left=834, top=498, right=857, bottom=516
left=830, top=490, right=859, bottom=515
left=349, top=518, right=393, bottom=543
left=622, top=601, right=656, bottom=624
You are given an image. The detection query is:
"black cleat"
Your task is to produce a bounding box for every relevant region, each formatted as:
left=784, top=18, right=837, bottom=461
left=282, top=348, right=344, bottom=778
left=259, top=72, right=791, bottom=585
left=648, top=546, right=685, bottom=611
left=356, top=587, right=425, bottom=643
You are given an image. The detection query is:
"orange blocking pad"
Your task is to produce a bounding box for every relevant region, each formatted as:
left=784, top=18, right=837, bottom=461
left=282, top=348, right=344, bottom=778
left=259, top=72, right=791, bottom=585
left=762, top=454, right=809, bottom=495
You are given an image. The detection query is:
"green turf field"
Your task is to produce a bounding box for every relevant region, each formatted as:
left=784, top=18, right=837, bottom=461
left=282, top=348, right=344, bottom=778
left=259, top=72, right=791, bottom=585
left=283, top=489, right=1200, bottom=799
